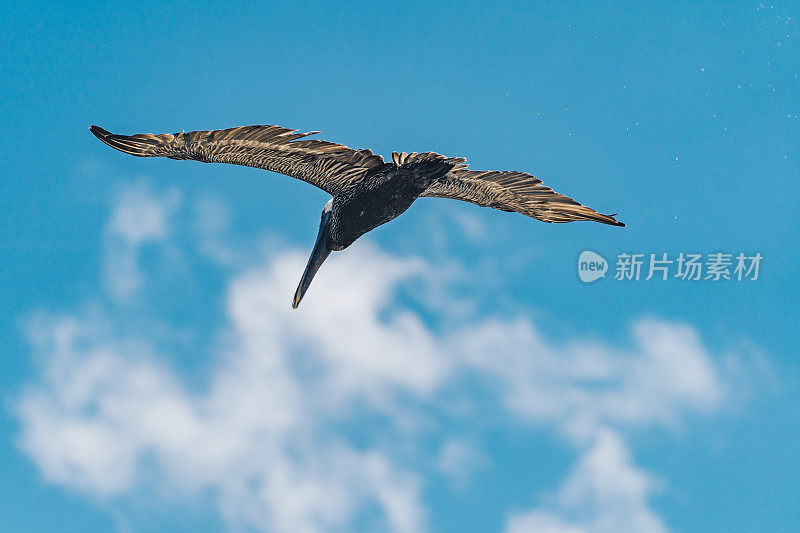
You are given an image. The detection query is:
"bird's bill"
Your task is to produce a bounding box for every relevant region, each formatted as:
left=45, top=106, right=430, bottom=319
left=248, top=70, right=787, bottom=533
left=292, top=212, right=333, bottom=309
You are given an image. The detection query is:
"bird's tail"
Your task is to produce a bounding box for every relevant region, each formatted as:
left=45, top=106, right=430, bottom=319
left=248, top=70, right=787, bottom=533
left=392, top=151, right=466, bottom=180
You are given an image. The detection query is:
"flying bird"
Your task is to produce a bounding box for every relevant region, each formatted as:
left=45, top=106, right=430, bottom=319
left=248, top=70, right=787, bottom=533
left=90, top=123, right=624, bottom=308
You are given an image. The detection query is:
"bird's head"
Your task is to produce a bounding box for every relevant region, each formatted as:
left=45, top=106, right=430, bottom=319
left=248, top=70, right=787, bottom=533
left=292, top=199, right=335, bottom=308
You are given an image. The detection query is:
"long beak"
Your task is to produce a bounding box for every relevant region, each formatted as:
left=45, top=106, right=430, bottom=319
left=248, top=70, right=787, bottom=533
left=292, top=211, right=332, bottom=309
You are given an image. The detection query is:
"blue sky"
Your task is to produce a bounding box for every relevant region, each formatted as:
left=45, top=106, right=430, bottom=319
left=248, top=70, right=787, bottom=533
left=2, top=2, right=798, bottom=532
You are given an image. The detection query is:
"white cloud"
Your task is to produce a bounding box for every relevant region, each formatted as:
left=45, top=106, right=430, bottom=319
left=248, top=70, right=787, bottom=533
left=507, top=431, right=666, bottom=533
left=443, top=206, right=488, bottom=243
left=18, top=309, right=425, bottom=533
left=436, top=439, right=486, bottom=488
left=192, top=196, right=249, bottom=267
left=103, top=182, right=181, bottom=300
left=451, top=317, right=725, bottom=442
left=226, top=245, right=448, bottom=406
left=15, top=183, right=765, bottom=533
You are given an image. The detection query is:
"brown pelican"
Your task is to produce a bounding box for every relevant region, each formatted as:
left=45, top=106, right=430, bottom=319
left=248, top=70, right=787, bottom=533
left=90, top=124, right=624, bottom=308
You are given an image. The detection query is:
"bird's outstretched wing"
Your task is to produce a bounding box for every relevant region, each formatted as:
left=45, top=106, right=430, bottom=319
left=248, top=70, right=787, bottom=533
left=421, top=166, right=624, bottom=226
left=90, top=124, right=385, bottom=195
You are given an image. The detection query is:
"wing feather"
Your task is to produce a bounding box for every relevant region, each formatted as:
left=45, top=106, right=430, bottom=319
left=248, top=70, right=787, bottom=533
left=89, top=124, right=384, bottom=195
left=421, top=168, right=624, bottom=226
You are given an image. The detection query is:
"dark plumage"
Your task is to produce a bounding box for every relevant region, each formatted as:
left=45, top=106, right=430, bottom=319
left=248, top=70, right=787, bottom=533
left=90, top=123, right=624, bottom=307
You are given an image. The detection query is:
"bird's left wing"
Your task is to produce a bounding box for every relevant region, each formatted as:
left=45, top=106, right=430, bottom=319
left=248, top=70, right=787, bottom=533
left=421, top=167, right=624, bottom=226
left=90, top=124, right=384, bottom=195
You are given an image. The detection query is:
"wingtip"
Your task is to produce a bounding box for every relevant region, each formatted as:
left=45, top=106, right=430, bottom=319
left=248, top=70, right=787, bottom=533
left=89, top=125, right=110, bottom=139
left=599, top=212, right=625, bottom=227
left=91, top=125, right=158, bottom=157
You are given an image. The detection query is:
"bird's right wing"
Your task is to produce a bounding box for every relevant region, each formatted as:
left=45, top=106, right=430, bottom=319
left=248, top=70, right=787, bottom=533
left=90, top=124, right=385, bottom=196
left=421, top=167, right=624, bottom=226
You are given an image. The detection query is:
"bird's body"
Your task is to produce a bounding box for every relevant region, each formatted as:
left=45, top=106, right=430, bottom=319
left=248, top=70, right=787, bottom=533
left=328, top=157, right=460, bottom=250
left=90, top=123, right=624, bottom=307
